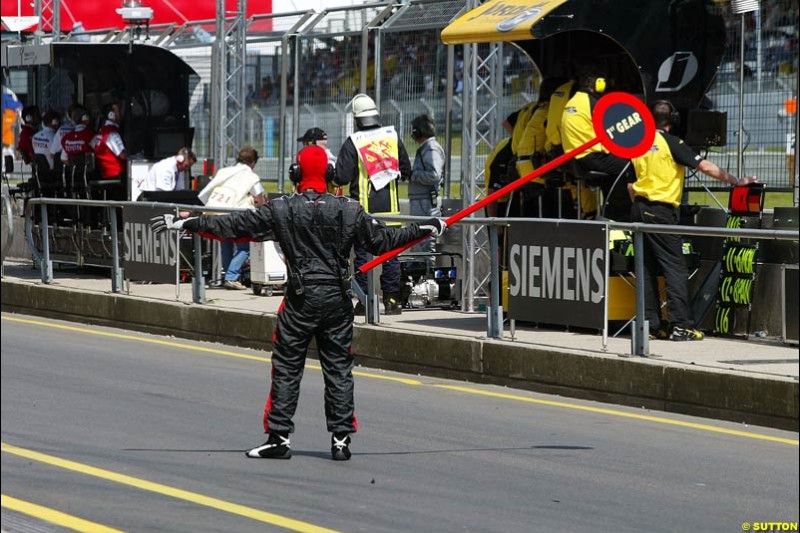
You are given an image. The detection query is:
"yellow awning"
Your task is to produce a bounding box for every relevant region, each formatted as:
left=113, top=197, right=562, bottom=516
left=441, top=0, right=567, bottom=44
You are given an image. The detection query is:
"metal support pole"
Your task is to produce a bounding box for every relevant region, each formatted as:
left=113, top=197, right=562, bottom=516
left=109, top=206, right=121, bottom=293
left=488, top=224, right=502, bottom=339
left=367, top=266, right=379, bottom=324
left=40, top=204, right=52, bottom=284
left=795, top=87, right=799, bottom=207
left=737, top=14, right=746, bottom=179
left=292, top=35, right=301, bottom=171
left=278, top=33, right=290, bottom=192
left=443, top=45, right=454, bottom=199
left=632, top=231, right=649, bottom=356
left=360, top=22, right=369, bottom=95
left=374, top=27, right=383, bottom=108
left=192, top=233, right=205, bottom=304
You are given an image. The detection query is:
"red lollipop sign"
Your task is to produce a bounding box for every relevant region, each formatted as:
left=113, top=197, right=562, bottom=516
left=593, top=91, right=656, bottom=159
left=359, top=92, right=656, bottom=274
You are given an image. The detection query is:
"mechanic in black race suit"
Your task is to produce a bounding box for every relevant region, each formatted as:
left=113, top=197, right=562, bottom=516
left=151, top=144, right=446, bottom=461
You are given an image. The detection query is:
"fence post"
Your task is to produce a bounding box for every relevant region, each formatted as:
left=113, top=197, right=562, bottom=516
left=109, top=206, right=122, bottom=293
left=487, top=223, right=502, bottom=339
left=632, top=230, right=649, bottom=356
left=40, top=203, right=52, bottom=284
left=192, top=233, right=205, bottom=304
left=367, top=265, right=379, bottom=324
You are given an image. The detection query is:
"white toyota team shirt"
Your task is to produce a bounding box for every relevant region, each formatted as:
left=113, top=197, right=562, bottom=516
left=32, top=126, right=57, bottom=169
left=50, top=121, right=75, bottom=163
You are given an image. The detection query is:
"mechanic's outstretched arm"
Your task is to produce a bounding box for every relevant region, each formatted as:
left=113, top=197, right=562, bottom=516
left=151, top=204, right=277, bottom=242
left=355, top=207, right=446, bottom=255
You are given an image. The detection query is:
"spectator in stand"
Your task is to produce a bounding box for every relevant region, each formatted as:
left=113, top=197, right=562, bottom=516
left=246, top=84, right=258, bottom=106
left=259, top=76, right=274, bottom=102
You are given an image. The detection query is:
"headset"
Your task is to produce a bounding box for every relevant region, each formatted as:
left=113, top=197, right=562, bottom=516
left=411, top=115, right=436, bottom=139
left=594, top=77, right=607, bottom=94
left=652, top=99, right=681, bottom=128
left=176, top=147, right=195, bottom=165
left=289, top=161, right=335, bottom=185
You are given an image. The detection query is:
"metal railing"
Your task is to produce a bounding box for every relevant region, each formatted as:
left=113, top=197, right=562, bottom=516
left=1, top=191, right=16, bottom=274
left=18, top=196, right=799, bottom=357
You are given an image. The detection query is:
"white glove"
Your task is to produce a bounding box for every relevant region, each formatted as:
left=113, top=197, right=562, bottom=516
left=420, top=218, right=447, bottom=238
left=150, top=214, right=195, bottom=234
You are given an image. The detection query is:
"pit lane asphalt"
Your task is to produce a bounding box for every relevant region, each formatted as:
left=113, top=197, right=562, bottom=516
left=2, top=313, right=798, bottom=533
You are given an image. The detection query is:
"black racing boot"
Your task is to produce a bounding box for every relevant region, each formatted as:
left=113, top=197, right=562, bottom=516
left=383, top=293, right=402, bottom=315
left=353, top=301, right=366, bottom=316
left=245, top=432, right=291, bottom=459
left=331, top=432, right=352, bottom=461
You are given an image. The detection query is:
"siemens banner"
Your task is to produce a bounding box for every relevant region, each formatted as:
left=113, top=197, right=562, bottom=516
left=508, top=221, right=607, bottom=329
left=123, top=205, right=179, bottom=283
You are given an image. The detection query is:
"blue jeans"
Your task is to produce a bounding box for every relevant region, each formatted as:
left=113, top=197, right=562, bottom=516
left=222, top=241, right=250, bottom=282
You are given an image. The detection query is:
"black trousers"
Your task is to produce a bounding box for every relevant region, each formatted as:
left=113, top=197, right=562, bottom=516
left=354, top=243, right=401, bottom=295
left=263, top=284, right=358, bottom=434
left=579, top=153, right=635, bottom=221
left=631, top=197, right=693, bottom=330
left=520, top=183, right=574, bottom=219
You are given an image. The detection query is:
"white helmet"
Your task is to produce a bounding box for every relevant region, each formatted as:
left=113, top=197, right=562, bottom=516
left=351, top=94, right=378, bottom=118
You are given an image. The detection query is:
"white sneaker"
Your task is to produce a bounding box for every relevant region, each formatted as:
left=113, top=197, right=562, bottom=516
left=224, top=280, right=246, bottom=290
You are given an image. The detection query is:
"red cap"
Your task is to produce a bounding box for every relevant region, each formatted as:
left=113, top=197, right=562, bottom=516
left=296, top=145, right=329, bottom=193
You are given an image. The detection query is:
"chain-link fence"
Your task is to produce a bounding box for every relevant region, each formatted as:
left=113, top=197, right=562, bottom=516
left=693, top=0, right=798, bottom=191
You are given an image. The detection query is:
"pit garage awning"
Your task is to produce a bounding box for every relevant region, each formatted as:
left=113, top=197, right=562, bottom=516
left=441, top=0, right=566, bottom=44
left=440, top=0, right=726, bottom=110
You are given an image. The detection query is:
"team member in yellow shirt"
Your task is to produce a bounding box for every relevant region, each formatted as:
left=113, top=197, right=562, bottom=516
left=630, top=100, right=757, bottom=341
left=563, top=68, right=635, bottom=220
left=515, top=78, right=561, bottom=217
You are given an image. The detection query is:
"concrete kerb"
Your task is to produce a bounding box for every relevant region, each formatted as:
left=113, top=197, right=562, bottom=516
left=1, top=279, right=797, bottom=431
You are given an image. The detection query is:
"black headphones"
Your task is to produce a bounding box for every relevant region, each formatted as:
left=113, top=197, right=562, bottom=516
left=652, top=100, right=681, bottom=128
left=411, top=115, right=435, bottom=139
left=288, top=162, right=335, bottom=185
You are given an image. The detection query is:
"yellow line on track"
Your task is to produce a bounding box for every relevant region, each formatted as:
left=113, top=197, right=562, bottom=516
left=1, top=315, right=267, bottom=362
left=1, top=443, right=341, bottom=533
left=1, top=494, right=125, bottom=533
left=1, top=315, right=423, bottom=386
left=434, top=385, right=799, bottom=446
left=3, top=314, right=794, bottom=445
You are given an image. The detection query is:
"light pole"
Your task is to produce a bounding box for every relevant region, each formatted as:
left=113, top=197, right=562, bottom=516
left=732, top=0, right=759, bottom=179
